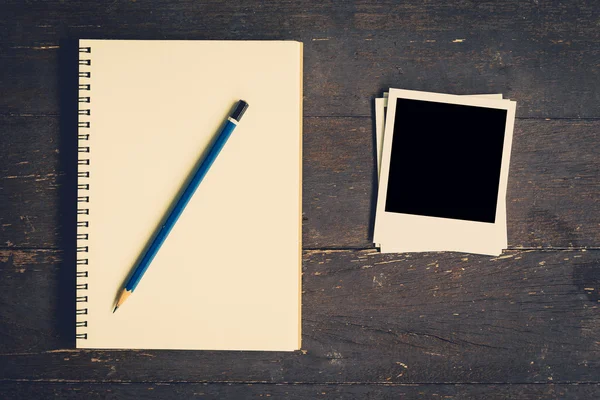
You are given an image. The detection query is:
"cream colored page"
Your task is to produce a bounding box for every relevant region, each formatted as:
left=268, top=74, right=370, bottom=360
left=78, top=40, right=301, bottom=350
left=374, top=89, right=515, bottom=256
left=375, top=94, right=507, bottom=255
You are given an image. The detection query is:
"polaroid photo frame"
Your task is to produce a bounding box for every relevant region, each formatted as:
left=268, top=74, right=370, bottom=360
left=373, top=89, right=516, bottom=256
left=374, top=93, right=506, bottom=254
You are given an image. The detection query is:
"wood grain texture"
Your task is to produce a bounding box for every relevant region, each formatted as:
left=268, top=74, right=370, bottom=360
left=1, top=116, right=597, bottom=249
left=2, top=382, right=600, bottom=400
left=1, top=0, right=599, bottom=117
left=1, top=249, right=599, bottom=383
left=2, top=0, right=600, bottom=397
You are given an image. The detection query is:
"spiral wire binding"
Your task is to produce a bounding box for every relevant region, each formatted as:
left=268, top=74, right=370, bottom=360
left=77, top=46, right=91, bottom=340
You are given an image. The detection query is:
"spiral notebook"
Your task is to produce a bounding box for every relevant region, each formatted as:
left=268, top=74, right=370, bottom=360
left=76, top=40, right=303, bottom=350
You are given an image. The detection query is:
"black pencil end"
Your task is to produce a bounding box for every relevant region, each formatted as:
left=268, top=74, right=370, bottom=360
left=231, top=100, right=249, bottom=122
left=113, top=306, right=118, bottom=313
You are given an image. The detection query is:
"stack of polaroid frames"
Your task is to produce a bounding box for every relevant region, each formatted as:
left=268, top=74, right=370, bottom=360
left=373, top=89, right=516, bottom=256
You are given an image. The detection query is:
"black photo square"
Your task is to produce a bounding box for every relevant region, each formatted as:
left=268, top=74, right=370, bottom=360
left=384, top=98, right=507, bottom=223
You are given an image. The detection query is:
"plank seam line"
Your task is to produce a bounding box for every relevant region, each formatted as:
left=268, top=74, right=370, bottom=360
left=1, top=379, right=600, bottom=385
left=303, top=247, right=600, bottom=251
left=1, top=113, right=600, bottom=121
left=1, top=247, right=599, bottom=252
left=302, top=116, right=600, bottom=121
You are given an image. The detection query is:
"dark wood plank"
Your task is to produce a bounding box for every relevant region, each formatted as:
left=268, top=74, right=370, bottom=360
left=0, top=116, right=62, bottom=248
left=2, top=248, right=599, bottom=383
left=1, top=0, right=599, bottom=117
left=0, top=49, right=59, bottom=116
left=0, top=250, right=67, bottom=350
left=2, top=0, right=597, bottom=48
left=2, top=382, right=600, bottom=400
left=1, top=117, right=598, bottom=249
left=305, top=118, right=600, bottom=248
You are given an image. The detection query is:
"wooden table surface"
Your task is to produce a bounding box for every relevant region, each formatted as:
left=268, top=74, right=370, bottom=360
left=1, top=1, right=599, bottom=398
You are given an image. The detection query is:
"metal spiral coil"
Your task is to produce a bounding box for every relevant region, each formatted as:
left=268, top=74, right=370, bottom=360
left=77, top=46, right=91, bottom=340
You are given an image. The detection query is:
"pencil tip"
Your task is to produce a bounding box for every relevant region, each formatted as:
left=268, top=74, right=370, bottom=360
left=113, top=288, right=132, bottom=313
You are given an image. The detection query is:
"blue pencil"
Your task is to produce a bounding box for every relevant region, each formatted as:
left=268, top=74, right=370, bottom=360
left=113, top=100, right=249, bottom=312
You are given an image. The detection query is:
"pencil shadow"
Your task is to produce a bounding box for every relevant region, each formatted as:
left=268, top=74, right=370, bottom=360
left=55, top=39, right=79, bottom=348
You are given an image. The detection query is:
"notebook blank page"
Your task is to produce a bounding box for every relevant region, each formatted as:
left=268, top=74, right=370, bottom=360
left=79, top=40, right=302, bottom=350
